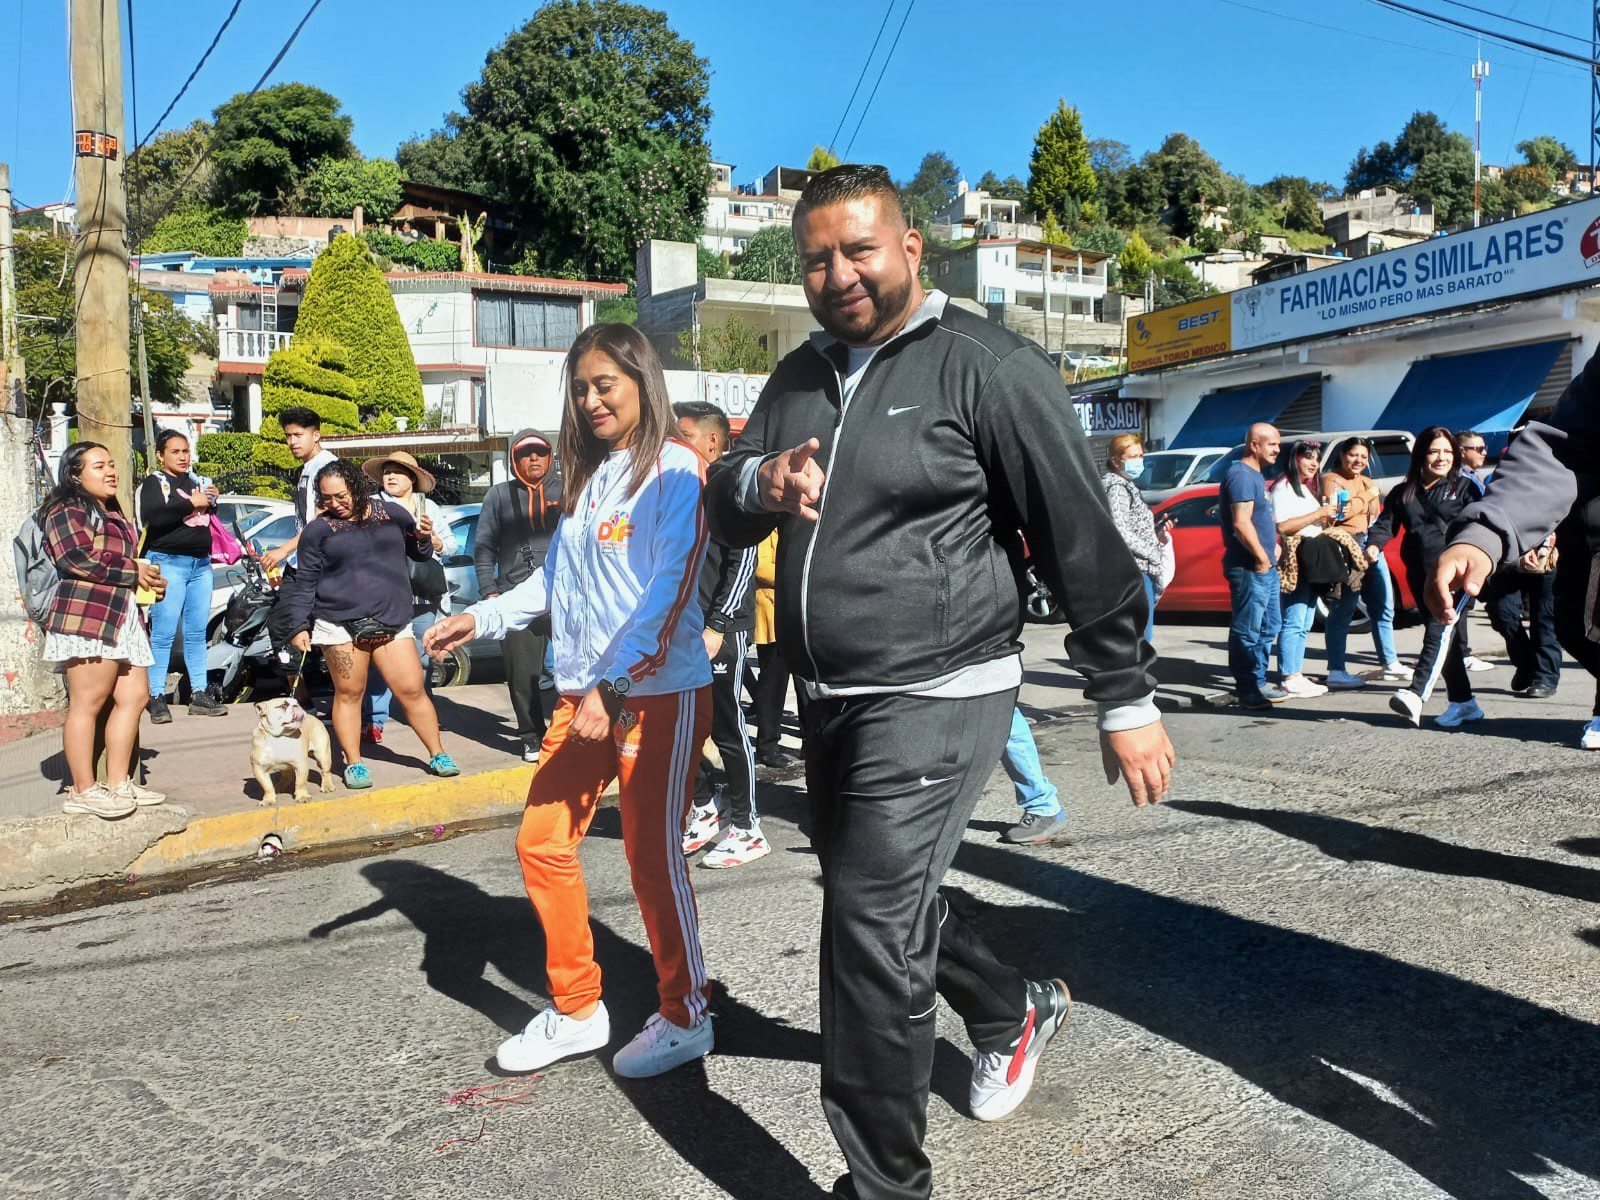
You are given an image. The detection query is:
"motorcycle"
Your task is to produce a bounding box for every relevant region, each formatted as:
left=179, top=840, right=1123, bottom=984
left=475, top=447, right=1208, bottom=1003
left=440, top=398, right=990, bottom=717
left=206, top=556, right=305, bottom=701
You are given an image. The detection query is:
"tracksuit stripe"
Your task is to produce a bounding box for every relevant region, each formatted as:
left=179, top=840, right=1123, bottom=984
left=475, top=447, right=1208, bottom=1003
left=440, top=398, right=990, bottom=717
left=720, top=546, right=757, bottom=619
left=665, top=689, right=709, bottom=1023
left=729, top=630, right=757, bottom=823
left=628, top=502, right=707, bottom=683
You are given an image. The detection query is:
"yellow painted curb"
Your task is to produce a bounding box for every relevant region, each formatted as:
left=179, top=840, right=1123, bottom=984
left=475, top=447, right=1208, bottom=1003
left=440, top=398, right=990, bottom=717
left=129, top=765, right=536, bottom=877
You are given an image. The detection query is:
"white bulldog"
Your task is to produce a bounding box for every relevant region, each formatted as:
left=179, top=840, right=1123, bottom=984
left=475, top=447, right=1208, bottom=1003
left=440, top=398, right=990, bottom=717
left=251, top=697, right=334, bottom=804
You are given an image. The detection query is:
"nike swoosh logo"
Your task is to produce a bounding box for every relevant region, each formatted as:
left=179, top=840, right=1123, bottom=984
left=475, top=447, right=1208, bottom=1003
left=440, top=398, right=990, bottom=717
left=886, top=405, right=920, bottom=416
left=919, top=774, right=954, bottom=787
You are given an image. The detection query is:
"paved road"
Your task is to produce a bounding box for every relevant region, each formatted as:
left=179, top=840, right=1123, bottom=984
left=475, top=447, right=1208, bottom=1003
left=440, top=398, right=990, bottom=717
left=3, top=618, right=1598, bottom=1199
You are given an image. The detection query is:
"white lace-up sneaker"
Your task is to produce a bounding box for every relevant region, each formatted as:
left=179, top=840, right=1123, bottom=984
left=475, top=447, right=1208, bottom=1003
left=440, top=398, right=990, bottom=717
left=495, top=1002, right=611, bottom=1073
left=970, top=978, right=1072, bottom=1122
left=110, top=779, right=166, bottom=806
left=1381, top=660, right=1411, bottom=681
left=612, top=1012, right=714, bottom=1079
left=1326, top=669, right=1367, bottom=690
left=1435, top=699, right=1485, bottom=729
left=681, top=801, right=723, bottom=856
left=1462, top=655, right=1494, bottom=673
left=1581, top=718, right=1600, bottom=750
left=61, top=784, right=136, bottom=820
left=1389, top=689, right=1423, bottom=727
left=702, top=823, right=771, bottom=869
left=1280, top=674, right=1328, bottom=699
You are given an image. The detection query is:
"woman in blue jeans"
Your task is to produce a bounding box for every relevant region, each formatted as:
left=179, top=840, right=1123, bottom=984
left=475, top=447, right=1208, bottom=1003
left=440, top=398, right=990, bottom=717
left=1270, top=441, right=1335, bottom=698
left=1321, top=437, right=1406, bottom=689
left=137, top=430, right=225, bottom=723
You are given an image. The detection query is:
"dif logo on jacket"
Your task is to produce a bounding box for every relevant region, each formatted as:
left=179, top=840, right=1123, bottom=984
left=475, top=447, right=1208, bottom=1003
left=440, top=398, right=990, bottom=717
left=596, top=510, right=635, bottom=550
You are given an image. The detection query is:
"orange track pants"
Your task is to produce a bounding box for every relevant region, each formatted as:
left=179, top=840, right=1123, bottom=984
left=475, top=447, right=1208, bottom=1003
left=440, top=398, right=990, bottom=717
left=516, top=687, right=713, bottom=1028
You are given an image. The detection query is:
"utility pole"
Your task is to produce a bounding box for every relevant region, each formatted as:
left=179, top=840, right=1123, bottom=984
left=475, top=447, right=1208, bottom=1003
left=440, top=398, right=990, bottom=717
left=1472, top=51, right=1489, bottom=228
left=1, top=162, right=23, bottom=416
left=70, top=0, right=132, bottom=506
left=1592, top=4, right=1600, bottom=197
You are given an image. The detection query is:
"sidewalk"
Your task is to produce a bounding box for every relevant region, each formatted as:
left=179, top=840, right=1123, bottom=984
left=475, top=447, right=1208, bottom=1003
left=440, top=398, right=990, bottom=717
left=0, top=682, right=543, bottom=906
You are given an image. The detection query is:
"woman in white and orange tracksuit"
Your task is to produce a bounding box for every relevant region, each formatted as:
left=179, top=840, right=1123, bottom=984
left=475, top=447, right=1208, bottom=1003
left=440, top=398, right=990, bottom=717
left=426, top=323, right=713, bottom=1079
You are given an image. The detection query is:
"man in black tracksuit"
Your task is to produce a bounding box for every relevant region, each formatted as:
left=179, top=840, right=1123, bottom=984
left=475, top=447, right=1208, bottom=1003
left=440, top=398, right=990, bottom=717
left=473, top=429, right=562, bottom=761
left=704, top=165, right=1175, bottom=1200
left=675, top=402, right=766, bottom=868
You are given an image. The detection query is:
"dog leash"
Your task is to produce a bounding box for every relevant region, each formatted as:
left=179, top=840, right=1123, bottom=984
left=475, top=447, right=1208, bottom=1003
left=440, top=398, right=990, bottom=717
left=286, top=648, right=309, bottom=698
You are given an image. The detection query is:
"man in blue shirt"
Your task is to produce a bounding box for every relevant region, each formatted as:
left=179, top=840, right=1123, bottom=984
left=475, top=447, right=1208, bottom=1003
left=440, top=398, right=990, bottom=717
left=1221, top=422, right=1287, bottom=708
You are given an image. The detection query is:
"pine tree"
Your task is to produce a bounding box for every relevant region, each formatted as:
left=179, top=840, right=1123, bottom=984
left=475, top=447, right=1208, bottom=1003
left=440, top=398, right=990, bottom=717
left=1119, top=231, right=1156, bottom=290
left=292, top=233, right=424, bottom=427
left=1028, top=100, right=1098, bottom=224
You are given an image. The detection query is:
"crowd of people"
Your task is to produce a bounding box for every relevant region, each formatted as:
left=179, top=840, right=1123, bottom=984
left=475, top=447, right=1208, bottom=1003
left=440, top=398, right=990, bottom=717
left=25, top=161, right=1598, bottom=1200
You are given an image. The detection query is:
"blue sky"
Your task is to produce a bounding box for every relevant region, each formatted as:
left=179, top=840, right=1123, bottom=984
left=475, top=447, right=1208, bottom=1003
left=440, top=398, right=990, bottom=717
left=4, top=0, right=1595, bottom=211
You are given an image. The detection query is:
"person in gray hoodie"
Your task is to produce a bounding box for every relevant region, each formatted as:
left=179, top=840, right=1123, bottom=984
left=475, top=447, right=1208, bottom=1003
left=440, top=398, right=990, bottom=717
left=473, top=429, right=562, bottom=760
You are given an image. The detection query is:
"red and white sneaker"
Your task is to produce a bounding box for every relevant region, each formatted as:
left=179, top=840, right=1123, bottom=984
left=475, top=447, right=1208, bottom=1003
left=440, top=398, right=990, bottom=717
left=702, top=823, right=771, bottom=869
left=681, top=801, right=723, bottom=855
left=969, top=978, right=1071, bottom=1122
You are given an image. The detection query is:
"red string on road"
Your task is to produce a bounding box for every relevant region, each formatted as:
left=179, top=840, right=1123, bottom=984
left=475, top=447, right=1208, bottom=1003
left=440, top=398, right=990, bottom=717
left=434, top=1074, right=543, bottom=1153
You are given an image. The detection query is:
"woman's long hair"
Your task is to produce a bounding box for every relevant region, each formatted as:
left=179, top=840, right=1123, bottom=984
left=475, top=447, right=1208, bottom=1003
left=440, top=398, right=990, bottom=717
left=314, top=457, right=376, bottom=524
left=43, top=441, right=122, bottom=519
left=1402, top=424, right=1460, bottom=506
left=1277, top=440, right=1322, bottom=499
left=557, top=324, right=674, bottom=517
left=1327, top=436, right=1369, bottom=481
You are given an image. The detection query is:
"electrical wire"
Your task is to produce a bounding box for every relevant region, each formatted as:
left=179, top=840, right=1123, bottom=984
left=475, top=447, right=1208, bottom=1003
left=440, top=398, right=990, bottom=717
left=133, top=0, right=244, bottom=152
left=826, top=0, right=896, bottom=156
left=138, top=0, right=326, bottom=234
left=1424, top=0, right=1588, bottom=46
left=1357, top=0, right=1600, bottom=70
left=843, top=0, right=918, bottom=159
left=1208, top=0, right=1506, bottom=64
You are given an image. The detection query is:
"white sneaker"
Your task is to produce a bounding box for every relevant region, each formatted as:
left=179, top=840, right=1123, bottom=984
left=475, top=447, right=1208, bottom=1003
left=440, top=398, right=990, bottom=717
left=495, top=1003, right=611, bottom=1073
left=61, top=784, right=136, bottom=820
left=1280, top=674, right=1328, bottom=699
left=1326, top=669, right=1368, bottom=690
left=1435, top=699, right=1485, bottom=728
left=970, top=978, right=1072, bottom=1122
left=612, top=1012, right=713, bottom=1079
left=1389, top=689, right=1423, bottom=727
left=702, top=823, right=771, bottom=869
left=681, top=801, right=723, bottom=855
left=110, top=779, right=166, bottom=806
left=1580, top=718, right=1600, bottom=750
left=1381, top=660, right=1411, bottom=681
left=1463, top=656, right=1495, bottom=673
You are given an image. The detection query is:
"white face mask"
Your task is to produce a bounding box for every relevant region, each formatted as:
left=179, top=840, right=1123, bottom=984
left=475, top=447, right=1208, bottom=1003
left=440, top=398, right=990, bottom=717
left=1122, top=458, right=1145, bottom=480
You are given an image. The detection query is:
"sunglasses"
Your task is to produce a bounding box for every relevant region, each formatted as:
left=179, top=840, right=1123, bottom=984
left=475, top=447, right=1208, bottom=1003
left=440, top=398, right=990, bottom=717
left=515, top=445, right=553, bottom=458
left=1460, top=444, right=1486, bottom=453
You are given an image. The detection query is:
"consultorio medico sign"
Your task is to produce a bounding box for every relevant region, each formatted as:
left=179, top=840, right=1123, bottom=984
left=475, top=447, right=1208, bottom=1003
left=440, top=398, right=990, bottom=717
left=1128, top=195, right=1600, bottom=372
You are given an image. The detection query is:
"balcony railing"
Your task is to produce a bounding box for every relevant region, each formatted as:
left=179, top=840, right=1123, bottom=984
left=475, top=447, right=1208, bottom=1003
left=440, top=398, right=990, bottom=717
left=219, top=328, right=293, bottom=363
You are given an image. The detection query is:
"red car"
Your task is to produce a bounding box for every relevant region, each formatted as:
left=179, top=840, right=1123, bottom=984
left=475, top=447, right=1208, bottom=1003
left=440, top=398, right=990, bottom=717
left=1149, top=484, right=1417, bottom=616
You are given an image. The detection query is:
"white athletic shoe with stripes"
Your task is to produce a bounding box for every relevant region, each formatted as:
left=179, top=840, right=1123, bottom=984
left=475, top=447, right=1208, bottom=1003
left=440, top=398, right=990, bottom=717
left=969, top=978, right=1071, bottom=1122
left=701, top=823, right=770, bottom=869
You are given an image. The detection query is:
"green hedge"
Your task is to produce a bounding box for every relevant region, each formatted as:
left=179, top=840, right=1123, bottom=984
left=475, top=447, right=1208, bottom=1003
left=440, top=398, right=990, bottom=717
left=363, top=230, right=462, bottom=272
left=195, top=432, right=256, bottom=472
left=145, top=206, right=249, bottom=257
left=261, top=336, right=361, bottom=432
left=295, top=234, right=424, bottom=424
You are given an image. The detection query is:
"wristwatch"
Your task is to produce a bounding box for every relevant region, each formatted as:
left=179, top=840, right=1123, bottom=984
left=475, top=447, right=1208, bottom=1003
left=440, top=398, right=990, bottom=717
left=599, top=673, right=631, bottom=717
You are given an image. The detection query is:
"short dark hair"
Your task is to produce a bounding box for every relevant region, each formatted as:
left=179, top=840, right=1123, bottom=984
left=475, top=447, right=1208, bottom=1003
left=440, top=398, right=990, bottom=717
left=1456, top=429, right=1483, bottom=445
left=793, top=163, right=903, bottom=229
left=153, top=428, right=188, bottom=455
left=673, top=401, right=730, bottom=442
left=279, top=406, right=321, bottom=432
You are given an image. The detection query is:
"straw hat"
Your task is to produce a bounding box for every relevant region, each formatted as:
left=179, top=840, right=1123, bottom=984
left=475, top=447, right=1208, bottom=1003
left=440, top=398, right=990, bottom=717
left=362, top=450, right=436, bottom=494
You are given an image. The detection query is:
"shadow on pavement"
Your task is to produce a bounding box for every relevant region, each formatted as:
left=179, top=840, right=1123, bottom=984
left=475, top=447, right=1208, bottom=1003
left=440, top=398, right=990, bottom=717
left=1170, top=800, right=1600, bottom=905
left=310, top=859, right=829, bottom=1200
left=950, top=838, right=1600, bottom=1200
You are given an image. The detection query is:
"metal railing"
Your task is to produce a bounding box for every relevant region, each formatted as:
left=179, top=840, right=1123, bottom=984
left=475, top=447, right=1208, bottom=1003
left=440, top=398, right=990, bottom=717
left=218, top=328, right=293, bottom=363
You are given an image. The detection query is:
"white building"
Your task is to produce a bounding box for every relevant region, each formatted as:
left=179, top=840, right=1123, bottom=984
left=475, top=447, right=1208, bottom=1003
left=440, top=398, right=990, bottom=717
left=931, top=181, right=1040, bottom=242
left=701, top=160, right=799, bottom=257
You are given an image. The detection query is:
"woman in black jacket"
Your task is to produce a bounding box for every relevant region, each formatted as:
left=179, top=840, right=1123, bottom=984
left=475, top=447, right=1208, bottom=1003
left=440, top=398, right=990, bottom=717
left=1368, top=425, right=1485, bottom=729
left=138, top=429, right=224, bottom=723
left=286, top=459, right=460, bottom=790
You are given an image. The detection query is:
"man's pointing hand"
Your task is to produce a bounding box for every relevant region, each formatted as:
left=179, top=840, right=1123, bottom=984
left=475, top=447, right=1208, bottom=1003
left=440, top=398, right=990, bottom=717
left=758, top=438, right=827, bottom=521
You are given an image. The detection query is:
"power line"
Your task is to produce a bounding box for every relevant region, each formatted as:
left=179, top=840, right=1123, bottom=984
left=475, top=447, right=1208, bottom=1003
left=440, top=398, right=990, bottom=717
left=827, top=0, right=895, bottom=156
left=843, top=0, right=917, bottom=159
left=1208, top=0, right=1502, bottom=64
left=138, top=0, right=326, bottom=234
left=134, top=0, right=244, bottom=153
left=1357, top=0, right=1600, bottom=70
left=1424, top=0, right=1588, bottom=46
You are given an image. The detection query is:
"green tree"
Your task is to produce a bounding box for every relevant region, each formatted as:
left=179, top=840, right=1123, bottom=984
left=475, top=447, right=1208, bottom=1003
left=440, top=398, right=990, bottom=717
left=679, top=314, right=768, bottom=372
left=395, top=116, right=487, bottom=193
left=1143, top=133, right=1226, bottom=239
left=304, top=156, right=403, bottom=221
left=899, top=151, right=959, bottom=229
left=210, top=83, right=356, bottom=216
left=1406, top=132, right=1475, bottom=224
left=1345, top=111, right=1459, bottom=196
left=1027, top=100, right=1097, bottom=224
left=254, top=337, right=361, bottom=488
left=1504, top=163, right=1553, bottom=207
left=1285, top=187, right=1322, bottom=233
left=143, top=206, right=249, bottom=256
left=124, top=120, right=213, bottom=245
left=807, top=145, right=841, bottom=171
left=292, top=234, right=423, bottom=426
left=1518, top=135, right=1577, bottom=178
left=976, top=170, right=1027, bottom=201
left=1118, top=230, right=1156, bottom=290
left=1038, top=210, right=1073, bottom=247
left=697, top=245, right=729, bottom=279
left=733, top=225, right=801, bottom=285
left=442, top=0, right=711, bottom=280
left=1152, top=256, right=1213, bottom=308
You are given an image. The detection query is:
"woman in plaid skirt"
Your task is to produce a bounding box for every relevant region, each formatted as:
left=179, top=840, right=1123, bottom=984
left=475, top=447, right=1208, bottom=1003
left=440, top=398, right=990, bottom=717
left=40, top=443, right=171, bottom=819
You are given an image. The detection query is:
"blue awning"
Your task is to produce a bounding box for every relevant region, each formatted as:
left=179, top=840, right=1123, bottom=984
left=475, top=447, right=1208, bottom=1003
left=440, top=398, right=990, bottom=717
left=1169, top=376, right=1316, bottom=449
left=1376, top=340, right=1566, bottom=452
